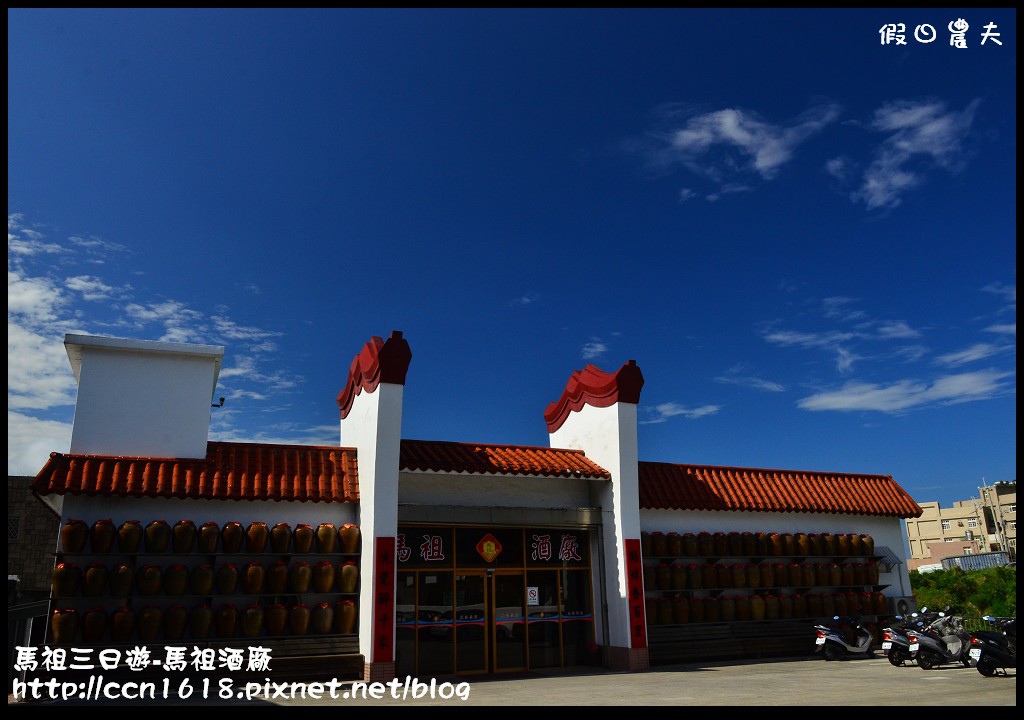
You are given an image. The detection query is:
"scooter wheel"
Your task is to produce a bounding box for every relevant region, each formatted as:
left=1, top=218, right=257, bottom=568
left=917, top=654, right=937, bottom=670
left=823, top=643, right=841, bottom=661
left=887, top=650, right=905, bottom=667
left=976, top=659, right=998, bottom=677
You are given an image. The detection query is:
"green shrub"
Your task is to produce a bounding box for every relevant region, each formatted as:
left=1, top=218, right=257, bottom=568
left=909, top=565, right=1016, bottom=617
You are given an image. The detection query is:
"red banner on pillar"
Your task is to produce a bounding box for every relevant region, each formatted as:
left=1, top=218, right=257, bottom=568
left=624, top=538, right=647, bottom=649
left=372, top=536, right=396, bottom=662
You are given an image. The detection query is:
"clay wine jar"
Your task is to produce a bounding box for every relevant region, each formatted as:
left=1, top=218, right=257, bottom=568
left=311, top=602, right=334, bottom=634
left=335, top=600, right=357, bottom=634
left=172, top=520, right=196, bottom=553
left=293, top=524, right=315, bottom=553
left=338, top=523, right=360, bottom=554
left=90, top=518, right=116, bottom=553
left=137, top=604, right=163, bottom=642
left=144, top=519, right=171, bottom=553
left=198, top=522, right=220, bottom=553
left=216, top=563, right=239, bottom=595
left=83, top=563, right=109, bottom=597
left=117, top=520, right=143, bottom=553
left=242, top=562, right=266, bottom=595
left=110, top=606, right=136, bottom=642
left=267, top=561, right=289, bottom=594
left=289, top=562, right=312, bottom=593
left=163, top=563, right=189, bottom=596
left=221, top=522, right=244, bottom=553
left=312, top=561, right=335, bottom=593
left=190, top=605, right=213, bottom=639
left=82, top=607, right=108, bottom=642
left=51, top=608, right=80, bottom=646
left=110, top=563, right=135, bottom=596
left=315, top=523, right=337, bottom=553
left=60, top=518, right=89, bottom=553
left=191, top=563, right=215, bottom=595
left=246, top=522, right=269, bottom=553
left=136, top=564, right=163, bottom=596
left=265, top=604, right=288, bottom=636
left=242, top=604, right=264, bottom=638
left=215, top=604, right=238, bottom=638
left=270, top=523, right=292, bottom=553
left=289, top=604, right=310, bottom=635
left=164, top=604, right=188, bottom=641
left=51, top=562, right=81, bottom=598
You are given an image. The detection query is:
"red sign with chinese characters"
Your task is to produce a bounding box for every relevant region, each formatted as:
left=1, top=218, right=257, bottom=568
left=624, top=538, right=647, bottom=649
left=475, top=532, right=503, bottom=562
left=372, top=536, right=396, bottom=662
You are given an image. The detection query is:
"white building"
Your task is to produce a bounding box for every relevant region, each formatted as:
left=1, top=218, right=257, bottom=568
left=31, top=331, right=922, bottom=682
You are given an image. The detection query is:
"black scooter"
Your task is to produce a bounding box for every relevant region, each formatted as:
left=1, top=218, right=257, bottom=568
left=882, top=610, right=938, bottom=666
left=968, top=616, right=1016, bottom=677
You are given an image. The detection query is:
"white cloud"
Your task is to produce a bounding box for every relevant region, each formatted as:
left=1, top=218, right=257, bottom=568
left=581, top=338, right=607, bottom=360
left=7, top=410, right=73, bottom=476
left=934, top=343, right=1007, bottom=367
left=645, top=103, right=841, bottom=200
left=852, top=98, right=980, bottom=210
left=797, top=368, right=1013, bottom=412
left=983, top=323, right=1015, bottom=335
left=714, top=364, right=785, bottom=392
left=640, top=402, right=720, bottom=424
left=668, top=104, right=841, bottom=180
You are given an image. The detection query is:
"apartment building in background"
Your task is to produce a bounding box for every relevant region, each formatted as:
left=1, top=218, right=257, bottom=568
left=904, top=481, right=1016, bottom=571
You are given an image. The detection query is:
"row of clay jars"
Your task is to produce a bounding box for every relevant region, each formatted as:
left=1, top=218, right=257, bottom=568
left=53, top=560, right=360, bottom=597
left=642, top=531, right=875, bottom=558
left=60, top=519, right=362, bottom=555
left=52, top=600, right=359, bottom=645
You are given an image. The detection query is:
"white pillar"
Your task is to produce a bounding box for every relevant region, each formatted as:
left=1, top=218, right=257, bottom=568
left=338, top=331, right=411, bottom=682
left=547, top=360, right=648, bottom=671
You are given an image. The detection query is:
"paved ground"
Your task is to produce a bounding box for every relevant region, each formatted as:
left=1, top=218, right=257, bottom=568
left=8, top=654, right=1016, bottom=706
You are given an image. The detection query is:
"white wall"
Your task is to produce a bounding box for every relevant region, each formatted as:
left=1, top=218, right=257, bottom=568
left=67, top=336, right=222, bottom=459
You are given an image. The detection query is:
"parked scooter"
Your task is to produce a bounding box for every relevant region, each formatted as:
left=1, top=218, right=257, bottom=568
left=968, top=615, right=1016, bottom=677
left=907, top=610, right=973, bottom=670
left=814, top=615, right=876, bottom=660
left=882, top=610, right=934, bottom=666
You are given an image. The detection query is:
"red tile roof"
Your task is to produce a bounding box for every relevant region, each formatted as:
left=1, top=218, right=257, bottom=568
left=31, top=441, right=359, bottom=503
left=639, top=461, right=923, bottom=517
left=400, top=439, right=611, bottom=479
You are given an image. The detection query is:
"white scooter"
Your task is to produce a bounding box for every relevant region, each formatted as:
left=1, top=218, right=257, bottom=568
left=814, top=615, right=876, bottom=660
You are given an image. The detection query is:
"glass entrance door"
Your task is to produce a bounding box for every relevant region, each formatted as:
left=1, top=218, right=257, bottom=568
left=454, top=572, right=487, bottom=673
left=492, top=571, right=526, bottom=671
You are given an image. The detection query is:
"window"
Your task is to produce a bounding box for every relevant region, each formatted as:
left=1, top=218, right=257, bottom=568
left=7, top=517, right=21, bottom=542
left=941, top=520, right=951, bottom=531
left=944, top=537, right=954, bottom=542
left=1010, top=521, right=1017, bottom=531
left=1006, top=504, right=1016, bottom=514
left=967, top=518, right=978, bottom=528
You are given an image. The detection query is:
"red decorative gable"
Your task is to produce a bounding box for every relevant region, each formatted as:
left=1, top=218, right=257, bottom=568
left=544, top=360, right=645, bottom=433
left=31, top=441, right=359, bottom=503
left=337, top=330, right=413, bottom=419
left=638, top=461, right=923, bottom=517
left=400, top=439, right=610, bottom=479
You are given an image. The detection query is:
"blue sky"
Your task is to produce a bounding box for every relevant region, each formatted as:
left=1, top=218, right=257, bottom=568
left=8, top=8, right=1016, bottom=509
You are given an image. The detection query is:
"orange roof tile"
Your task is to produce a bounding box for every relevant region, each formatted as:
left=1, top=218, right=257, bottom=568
left=639, top=461, right=923, bottom=517
left=400, top=439, right=611, bottom=479
left=31, top=441, right=359, bottom=503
